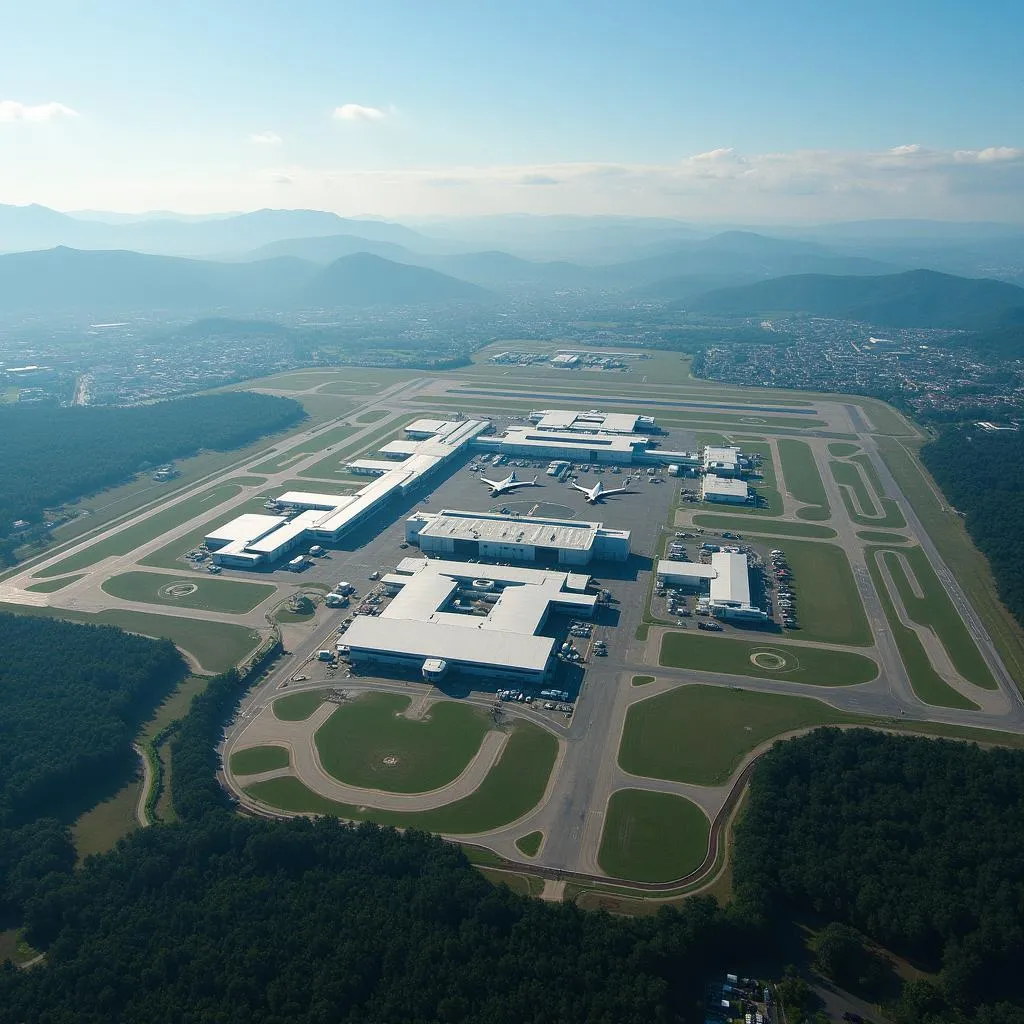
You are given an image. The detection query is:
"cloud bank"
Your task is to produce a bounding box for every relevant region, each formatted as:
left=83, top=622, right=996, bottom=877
left=332, top=103, right=388, bottom=122
left=0, top=100, right=79, bottom=123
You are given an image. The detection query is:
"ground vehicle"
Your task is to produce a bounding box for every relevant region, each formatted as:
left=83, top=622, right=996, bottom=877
left=399, top=542, right=409, bottom=549
left=698, top=621, right=723, bottom=631
left=544, top=702, right=555, bottom=710
left=288, top=556, right=307, bottom=571
left=317, top=650, right=333, bottom=662
left=207, top=563, right=222, bottom=574
left=368, top=570, right=380, bottom=580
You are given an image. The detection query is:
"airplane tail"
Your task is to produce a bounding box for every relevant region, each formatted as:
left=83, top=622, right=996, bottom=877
left=532, top=475, right=538, bottom=485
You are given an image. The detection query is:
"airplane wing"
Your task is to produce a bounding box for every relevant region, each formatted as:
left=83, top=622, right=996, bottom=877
left=480, top=477, right=499, bottom=489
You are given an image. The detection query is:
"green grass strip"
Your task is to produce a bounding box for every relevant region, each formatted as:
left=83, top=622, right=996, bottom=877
left=231, top=745, right=290, bottom=775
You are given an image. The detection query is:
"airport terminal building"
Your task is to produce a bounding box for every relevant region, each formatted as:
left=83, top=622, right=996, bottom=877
left=343, top=557, right=597, bottom=683
left=405, top=508, right=631, bottom=565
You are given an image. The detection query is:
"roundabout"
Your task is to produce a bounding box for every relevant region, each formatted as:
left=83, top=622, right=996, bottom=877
left=158, top=580, right=200, bottom=600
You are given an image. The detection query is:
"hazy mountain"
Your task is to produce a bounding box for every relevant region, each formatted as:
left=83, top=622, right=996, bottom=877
left=294, top=253, right=487, bottom=307
left=687, top=269, right=1024, bottom=328
left=0, top=204, right=431, bottom=257
left=246, top=233, right=419, bottom=264
left=633, top=272, right=762, bottom=300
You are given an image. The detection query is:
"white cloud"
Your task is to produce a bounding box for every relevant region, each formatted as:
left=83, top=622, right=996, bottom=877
left=249, top=130, right=282, bottom=145
left=889, top=143, right=922, bottom=156
left=0, top=100, right=79, bottom=123
left=333, top=103, right=388, bottom=122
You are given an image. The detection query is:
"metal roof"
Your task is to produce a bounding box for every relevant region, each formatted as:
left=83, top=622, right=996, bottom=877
left=415, top=508, right=600, bottom=552
left=275, top=490, right=353, bottom=510
left=205, top=513, right=285, bottom=545
left=657, top=560, right=718, bottom=581
left=702, top=475, right=749, bottom=498
left=710, top=551, right=752, bottom=606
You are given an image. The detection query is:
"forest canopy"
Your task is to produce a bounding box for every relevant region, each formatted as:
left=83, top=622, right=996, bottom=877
left=0, top=390, right=304, bottom=552
left=921, top=424, right=1024, bottom=627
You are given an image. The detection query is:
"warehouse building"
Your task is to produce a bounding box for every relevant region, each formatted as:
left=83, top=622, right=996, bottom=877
left=343, top=557, right=597, bottom=683
left=405, top=508, right=630, bottom=564
left=702, top=445, right=745, bottom=477
left=528, top=408, right=657, bottom=434
left=477, top=426, right=648, bottom=463
left=658, top=552, right=768, bottom=621
left=207, top=418, right=489, bottom=566
left=701, top=474, right=751, bottom=504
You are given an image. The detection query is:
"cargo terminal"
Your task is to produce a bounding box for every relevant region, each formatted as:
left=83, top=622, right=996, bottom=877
left=405, top=508, right=631, bottom=564
left=342, top=557, right=598, bottom=683
left=657, top=551, right=768, bottom=621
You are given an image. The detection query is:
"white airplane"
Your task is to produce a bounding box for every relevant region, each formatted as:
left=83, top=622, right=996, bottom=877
left=571, top=477, right=633, bottom=504
left=479, top=470, right=540, bottom=496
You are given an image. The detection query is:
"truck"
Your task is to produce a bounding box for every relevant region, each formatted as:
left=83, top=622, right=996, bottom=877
left=288, top=556, right=308, bottom=571
left=317, top=650, right=333, bottom=662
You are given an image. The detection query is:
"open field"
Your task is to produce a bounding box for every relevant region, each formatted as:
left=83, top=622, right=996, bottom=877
left=660, top=631, right=879, bottom=686
left=880, top=546, right=996, bottom=689
left=35, top=483, right=244, bottom=577
left=249, top=423, right=356, bottom=473
left=141, top=675, right=210, bottom=743
left=70, top=777, right=139, bottom=861
left=876, top=435, right=1024, bottom=691
left=0, top=602, right=261, bottom=673
left=691, top=514, right=837, bottom=539
left=273, top=691, right=326, bottom=721
left=101, top=571, right=276, bottom=614
left=25, top=574, right=85, bottom=592
left=775, top=539, right=873, bottom=646
left=828, top=442, right=861, bottom=457
left=597, top=789, right=710, bottom=883
left=777, top=439, right=830, bottom=520
left=619, top=685, right=856, bottom=785
left=515, top=831, right=543, bottom=857
left=462, top=346, right=696, bottom=385
left=355, top=409, right=389, bottom=423
left=313, top=693, right=490, bottom=793
left=246, top=719, right=558, bottom=834
left=230, top=745, right=290, bottom=775
left=864, top=552, right=980, bottom=710
left=858, top=530, right=910, bottom=543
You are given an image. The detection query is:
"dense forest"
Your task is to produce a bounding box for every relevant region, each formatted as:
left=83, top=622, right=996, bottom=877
left=0, top=390, right=304, bottom=560
left=921, top=424, right=1024, bottom=627
left=735, top=728, right=1024, bottom=1023
left=0, top=614, right=185, bottom=919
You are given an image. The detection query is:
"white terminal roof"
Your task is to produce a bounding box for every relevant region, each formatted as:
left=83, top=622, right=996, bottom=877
left=347, top=458, right=397, bottom=473
left=703, top=445, right=742, bottom=469
left=276, top=491, right=355, bottom=510
left=405, top=418, right=458, bottom=436
left=710, top=551, right=752, bottom=607
left=657, top=560, right=718, bottom=581
left=702, top=475, right=749, bottom=499
left=494, top=426, right=646, bottom=456
left=379, top=439, right=420, bottom=457
left=206, top=513, right=286, bottom=547
left=414, top=509, right=613, bottom=553
left=343, top=557, right=596, bottom=674
left=530, top=409, right=643, bottom=434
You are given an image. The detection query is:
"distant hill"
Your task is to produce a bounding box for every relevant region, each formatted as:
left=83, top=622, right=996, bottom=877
left=0, top=205, right=431, bottom=257
left=294, top=253, right=487, bottom=307
left=246, top=233, right=419, bottom=264
left=0, top=248, right=485, bottom=316
left=687, top=269, right=1024, bottom=328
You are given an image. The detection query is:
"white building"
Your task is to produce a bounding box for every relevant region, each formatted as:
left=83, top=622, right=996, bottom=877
left=702, top=445, right=744, bottom=477
left=701, top=475, right=750, bottom=504
left=528, top=408, right=656, bottom=434
left=406, top=508, right=630, bottom=565
left=343, top=557, right=597, bottom=683
left=479, top=426, right=647, bottom=464
left=656, top=561, right=719, bottom=589
left=658, top=553, right=767, bottom=621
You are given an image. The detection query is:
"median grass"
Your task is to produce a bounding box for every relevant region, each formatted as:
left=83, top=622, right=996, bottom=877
left=299, top=415, right=409, bottom=482
left=25, top=574, right=85, bottom=592
left=249, top=423, right=357, bottom=473
left=660, top=631, right=878, bottom=686
left=691, top=514, right=836, bottom=539
left=246, top=719, right=558, bottom=834
left=620, top=684, right=857, bottom=785
left=35, top=483, right=244, bottom=577
left=865, top=549, right=980, bottom=710
left=273, top=691, right=327, bottom=721
left=828, top=442, right=861, bottom=457
left=101, top=571, right=276, bottom=614
left=858, top=530, right=909, bottom=543
left=230, top=745, right=290, bottom=775
left=775, top=539, right=873, bottom=646
left=831, top=460, right=907, bottom=527
left=880, top=547, right=996, bottom=689
left=632, top=675, right=656, bottom=686
left=777, top=439, right=830, bottom=520
left=314, top=693, right=490, bottom=793
left=598, top=790, right=710, bottom=884
left=515, top=831, right=543, bottom=857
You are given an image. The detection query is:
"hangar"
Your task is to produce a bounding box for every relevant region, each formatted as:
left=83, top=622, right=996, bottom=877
left=406, top=508, right=630, bottom=564
left=701, top=475, right=750, bottom=504
left=528, top=408, right=657, bottom=435
left=343, top=557, right=597, bottom=683
left=658, top=552, right=768, bottom=621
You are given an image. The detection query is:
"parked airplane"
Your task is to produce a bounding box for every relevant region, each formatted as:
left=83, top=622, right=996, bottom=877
left=479, top=470, right=540, bottom=496
left=571, top=477, right=633, bottom=503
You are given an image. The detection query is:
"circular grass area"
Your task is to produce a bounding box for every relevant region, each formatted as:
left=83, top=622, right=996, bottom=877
left=230, top=745, right=290, bottom=775
left=158, top=581, right=199, bottom=599
left=314, top=692, right=490, bottom=793
left=598, top=789, right=710, bottom=883
left=273, top=690, right=326, bottom=721
left=749, top=649, right=791, bottom=671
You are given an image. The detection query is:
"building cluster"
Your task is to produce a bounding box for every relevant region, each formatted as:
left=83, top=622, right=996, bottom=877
left=490, top=349, right=633, bottom=370
left=657, top=551, right=768, bottom=621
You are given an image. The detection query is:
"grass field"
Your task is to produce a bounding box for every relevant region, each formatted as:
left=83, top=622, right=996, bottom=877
left=515, top=831, right=543, bottom=857
left=314, top=693, right=490, bottom=793
left=660, top=631, right=878, bottom=685
left=298, top=415, right=410, bottom=481
left=35, top=483, right=244, bottom=577
left=273, top=690, right=326, bottom=721
left=249, top=423, right=356, bottom=473
left=140, top=675, right=210, bottom=744
left=619, top=684, right=856, bottom=785
left=597, top=789, right=710, bottom=883
left=831, top=460, right=907, bottom=527
left=828, top=442, right=861, bottom=457
left=355, top=409, right=389, bottom=423
left=230, top=745, right=291, bottom=775
left=876, top=434, right=1024, bottom=692
left=864, top=550, right=980, bottom=710
left=25, top=574, right=85, bottom=592
left=858, top=530, right=910, bottom=543
left=777, top=439, right=830, bottom=520
left=691, top=514, right=837, bottom=539
left=101, top=571, right=276, bottom=614
left=632, top=675, right=656, bottom=686
left=246, top=719, right=558, bottom=834
left=880, top=547, right=996, bottom=689
left=775, top=539, right=873, bottom=646
left=71, top=778, right=139, bottom=861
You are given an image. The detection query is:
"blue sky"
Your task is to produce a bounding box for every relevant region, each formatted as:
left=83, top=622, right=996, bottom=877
left=1, top=0, right=1022, bottom=220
